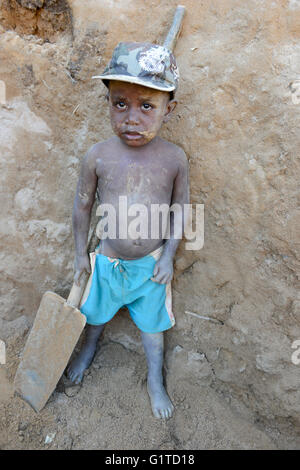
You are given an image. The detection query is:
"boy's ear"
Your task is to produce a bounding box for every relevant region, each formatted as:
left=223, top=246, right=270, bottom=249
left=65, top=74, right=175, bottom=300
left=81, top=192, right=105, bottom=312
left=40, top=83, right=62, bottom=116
left=163, top=99, right=177, bottom=123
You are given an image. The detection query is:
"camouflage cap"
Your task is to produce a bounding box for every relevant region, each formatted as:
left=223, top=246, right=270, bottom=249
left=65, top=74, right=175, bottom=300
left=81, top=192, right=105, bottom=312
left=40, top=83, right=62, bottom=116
left=92, top=42, right=179, bottom=93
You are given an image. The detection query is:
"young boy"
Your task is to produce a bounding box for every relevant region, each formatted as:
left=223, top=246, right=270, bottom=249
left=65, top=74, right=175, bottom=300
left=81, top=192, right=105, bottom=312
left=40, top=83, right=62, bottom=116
left=67, top=42, right=189, bottom=420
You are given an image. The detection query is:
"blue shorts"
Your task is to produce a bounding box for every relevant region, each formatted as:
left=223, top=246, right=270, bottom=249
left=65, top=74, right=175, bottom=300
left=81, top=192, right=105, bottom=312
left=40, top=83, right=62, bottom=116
left=79, top=245, right=175, bottom=333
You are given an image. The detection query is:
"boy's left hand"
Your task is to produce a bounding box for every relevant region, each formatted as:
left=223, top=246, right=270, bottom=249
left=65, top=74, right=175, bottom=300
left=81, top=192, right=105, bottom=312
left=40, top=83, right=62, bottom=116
left=151, top=255, right=174, bottom=284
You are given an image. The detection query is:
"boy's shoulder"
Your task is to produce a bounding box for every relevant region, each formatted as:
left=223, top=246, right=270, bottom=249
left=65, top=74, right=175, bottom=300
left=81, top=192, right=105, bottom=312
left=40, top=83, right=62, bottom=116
left=87, top=137, right=117, bottom=157
left=83, top=137, right=118, bottom=166
left=83, top=136, right=187, bottom=169
left=158, top=137, right=188, bottom=166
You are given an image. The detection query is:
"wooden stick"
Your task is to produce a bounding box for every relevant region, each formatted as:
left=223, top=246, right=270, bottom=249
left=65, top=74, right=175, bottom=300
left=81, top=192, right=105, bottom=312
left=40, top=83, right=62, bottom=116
left=163, top=5, right=186, bottom=52
left=185, top=310, right=224, bottom=325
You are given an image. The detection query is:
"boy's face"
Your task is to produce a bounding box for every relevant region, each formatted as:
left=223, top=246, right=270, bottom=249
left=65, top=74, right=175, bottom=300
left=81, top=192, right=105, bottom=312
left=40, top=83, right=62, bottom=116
left=108, top=81, right=177, bottom=147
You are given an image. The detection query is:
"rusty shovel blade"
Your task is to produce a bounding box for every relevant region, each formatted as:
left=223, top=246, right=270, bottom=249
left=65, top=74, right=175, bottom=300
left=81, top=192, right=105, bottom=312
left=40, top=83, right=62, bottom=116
left=14, top=291, right=86, bottom=412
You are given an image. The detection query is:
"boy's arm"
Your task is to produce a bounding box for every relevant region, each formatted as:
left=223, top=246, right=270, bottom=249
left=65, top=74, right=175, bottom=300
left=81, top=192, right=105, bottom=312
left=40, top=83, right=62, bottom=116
left=151, top=149, right=190, bottom=284
left=73, top=147, right=98, bottom=285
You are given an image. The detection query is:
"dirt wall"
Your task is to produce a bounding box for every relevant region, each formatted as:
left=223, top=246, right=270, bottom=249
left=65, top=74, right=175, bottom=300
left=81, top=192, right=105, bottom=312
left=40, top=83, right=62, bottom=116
left=0, top=0, right=300, bottom=437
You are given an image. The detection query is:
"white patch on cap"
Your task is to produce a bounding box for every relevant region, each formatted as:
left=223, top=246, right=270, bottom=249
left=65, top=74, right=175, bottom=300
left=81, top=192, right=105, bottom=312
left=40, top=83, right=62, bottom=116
left=138, top=46, right=169, bottom=74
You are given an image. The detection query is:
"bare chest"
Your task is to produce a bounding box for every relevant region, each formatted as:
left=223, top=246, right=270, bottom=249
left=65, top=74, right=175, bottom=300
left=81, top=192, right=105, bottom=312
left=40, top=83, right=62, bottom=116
left=97, top=159, right=176, bottom=205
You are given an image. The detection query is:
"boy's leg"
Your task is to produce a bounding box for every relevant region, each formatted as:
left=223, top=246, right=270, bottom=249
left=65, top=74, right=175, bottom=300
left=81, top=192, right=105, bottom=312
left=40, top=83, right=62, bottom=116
left=67, top=323, right=105, bottom=384
left=140, top=331, right=174, bottom=419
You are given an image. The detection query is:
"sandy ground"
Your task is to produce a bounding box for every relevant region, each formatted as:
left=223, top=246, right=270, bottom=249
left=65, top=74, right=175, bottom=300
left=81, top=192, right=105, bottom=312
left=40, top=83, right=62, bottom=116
left=1, top=311, right=299, bottom=451
left=1, top=1, right=300, bottom=448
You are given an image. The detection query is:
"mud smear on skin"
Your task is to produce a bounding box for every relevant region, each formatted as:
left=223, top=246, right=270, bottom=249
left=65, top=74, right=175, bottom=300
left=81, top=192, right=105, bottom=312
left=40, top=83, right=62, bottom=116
left=138, top=130, right=157, bottom=141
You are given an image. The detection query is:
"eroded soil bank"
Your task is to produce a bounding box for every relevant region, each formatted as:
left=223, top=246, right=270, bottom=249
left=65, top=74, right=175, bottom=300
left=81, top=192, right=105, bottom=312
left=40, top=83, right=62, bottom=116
left=0, top=0, right=300, bottom=449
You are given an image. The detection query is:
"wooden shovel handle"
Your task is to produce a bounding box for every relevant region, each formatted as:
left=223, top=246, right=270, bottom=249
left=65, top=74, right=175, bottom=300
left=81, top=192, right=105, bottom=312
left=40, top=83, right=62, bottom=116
left=163, top=5, right=186, bottom=52
left=66, top=226, right=99, bottom=308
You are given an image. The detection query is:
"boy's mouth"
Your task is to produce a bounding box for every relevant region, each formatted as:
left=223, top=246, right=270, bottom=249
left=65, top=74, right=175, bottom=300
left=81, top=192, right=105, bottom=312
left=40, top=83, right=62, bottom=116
left=122, top=131, right=143, bottom=141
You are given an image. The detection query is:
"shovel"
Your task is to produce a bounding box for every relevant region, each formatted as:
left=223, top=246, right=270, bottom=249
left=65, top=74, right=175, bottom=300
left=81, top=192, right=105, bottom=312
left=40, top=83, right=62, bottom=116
left=13, top=227, right=98, bottom=412
left=13, top=4, right=186, bottom=413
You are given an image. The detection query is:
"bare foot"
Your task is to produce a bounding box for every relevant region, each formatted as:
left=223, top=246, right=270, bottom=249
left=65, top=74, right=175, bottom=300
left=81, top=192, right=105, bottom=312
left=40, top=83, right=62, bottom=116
left=66, top=343, right=97, bottom=385
left=147, top=375, right=174, bottom=419
left=67, top=324, right=105, bottom=384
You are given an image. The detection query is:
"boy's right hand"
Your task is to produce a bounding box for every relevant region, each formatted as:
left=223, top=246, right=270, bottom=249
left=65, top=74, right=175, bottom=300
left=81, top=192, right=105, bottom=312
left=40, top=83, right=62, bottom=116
left=74, top=254, right=91, bottom=286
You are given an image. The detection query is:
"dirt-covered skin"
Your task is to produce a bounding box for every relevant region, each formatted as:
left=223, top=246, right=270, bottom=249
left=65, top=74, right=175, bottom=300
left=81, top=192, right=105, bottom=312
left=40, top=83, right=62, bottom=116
left=68, top=81, right=189, bottom=419
left=72, top=81, right=188, bottom=270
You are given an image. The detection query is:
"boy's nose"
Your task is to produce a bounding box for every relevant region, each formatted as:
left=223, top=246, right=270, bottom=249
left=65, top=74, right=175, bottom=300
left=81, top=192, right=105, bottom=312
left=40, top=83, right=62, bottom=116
left=125, top=108, right=140, bottom=125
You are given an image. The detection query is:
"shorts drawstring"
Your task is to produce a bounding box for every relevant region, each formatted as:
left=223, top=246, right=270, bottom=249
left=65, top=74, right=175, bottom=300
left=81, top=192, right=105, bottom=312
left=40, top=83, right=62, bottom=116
left=108, top=257, right=125, bottom=274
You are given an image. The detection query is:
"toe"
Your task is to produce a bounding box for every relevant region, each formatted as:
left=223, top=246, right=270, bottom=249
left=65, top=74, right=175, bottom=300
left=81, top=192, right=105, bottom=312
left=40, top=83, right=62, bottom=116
left=68, top=369, right=81, bottom=384
left=75, top=374, right=82, bottom=385
left=67, top=370, right=74, bottom=381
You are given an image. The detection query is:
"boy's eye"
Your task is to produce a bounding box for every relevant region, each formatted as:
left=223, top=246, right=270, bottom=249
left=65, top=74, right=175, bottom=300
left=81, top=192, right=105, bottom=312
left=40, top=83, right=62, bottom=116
left=142, top=103, right=152, bottom=110
left=115, top=101, right=126, bottom=109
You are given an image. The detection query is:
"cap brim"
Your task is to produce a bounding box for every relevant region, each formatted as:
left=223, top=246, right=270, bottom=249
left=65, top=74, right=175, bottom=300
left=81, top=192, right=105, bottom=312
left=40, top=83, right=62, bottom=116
left=91, top=74, right=175, bottom=92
